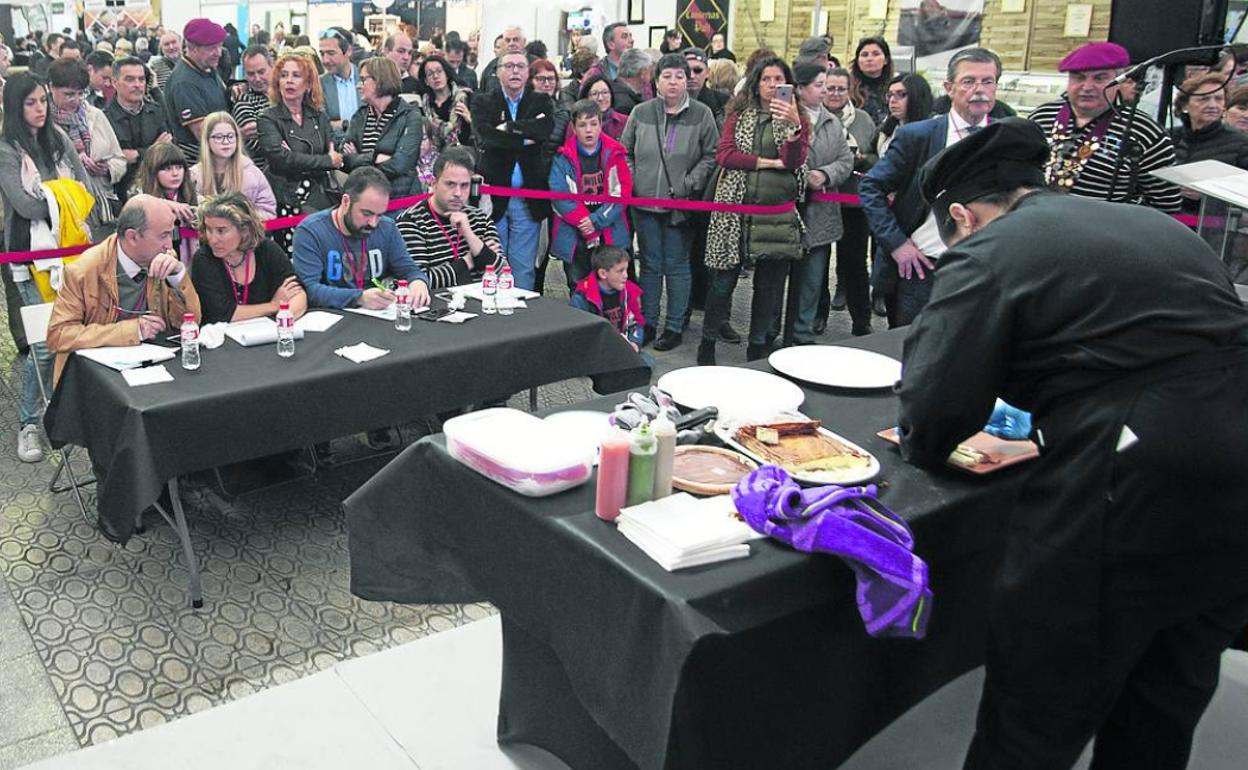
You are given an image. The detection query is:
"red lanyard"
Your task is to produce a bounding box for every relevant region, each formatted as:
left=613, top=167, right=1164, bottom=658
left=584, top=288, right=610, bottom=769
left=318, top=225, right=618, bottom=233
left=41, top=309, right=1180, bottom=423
left=428, top=200, right=462, bottom=262
left=223, top=252, right=252, bottom=306
left=333, top=210, right=369, bottom=288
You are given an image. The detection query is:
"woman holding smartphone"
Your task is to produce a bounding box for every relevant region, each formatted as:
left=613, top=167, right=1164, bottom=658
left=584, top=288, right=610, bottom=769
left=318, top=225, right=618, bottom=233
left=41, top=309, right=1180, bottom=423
left=700, top=57, right=809, bottom=365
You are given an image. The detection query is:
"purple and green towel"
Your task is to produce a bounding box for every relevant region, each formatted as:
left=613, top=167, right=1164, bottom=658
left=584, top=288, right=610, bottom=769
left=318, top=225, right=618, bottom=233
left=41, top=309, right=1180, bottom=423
left=732, top=466, right=932, bottom=639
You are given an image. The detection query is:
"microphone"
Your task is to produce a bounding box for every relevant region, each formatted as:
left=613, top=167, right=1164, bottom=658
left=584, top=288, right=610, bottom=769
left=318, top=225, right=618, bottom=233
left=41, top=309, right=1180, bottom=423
left=1107, top=44, right=1225, bottom=87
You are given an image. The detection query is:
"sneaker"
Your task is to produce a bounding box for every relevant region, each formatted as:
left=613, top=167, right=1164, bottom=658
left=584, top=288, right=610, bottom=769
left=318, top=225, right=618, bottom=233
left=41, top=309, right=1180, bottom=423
left=652, top=330, right=683, bottom=351
left=17, top=424, right=43, bottom=463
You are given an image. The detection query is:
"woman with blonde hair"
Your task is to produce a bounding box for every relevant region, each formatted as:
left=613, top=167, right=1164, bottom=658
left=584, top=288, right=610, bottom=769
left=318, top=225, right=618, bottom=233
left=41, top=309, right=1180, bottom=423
left=706, top=59, right=739, bottom=94
left=191, top=111, right=277, bottom=219
left=192, top=191, right=306, bottom=324
left=257, top=50, right=343, bottom=248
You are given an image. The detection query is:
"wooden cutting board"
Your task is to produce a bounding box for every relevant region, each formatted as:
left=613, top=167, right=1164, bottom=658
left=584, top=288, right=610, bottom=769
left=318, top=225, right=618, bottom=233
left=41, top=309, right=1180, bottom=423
left=876, top=428, right=1040, bottom=475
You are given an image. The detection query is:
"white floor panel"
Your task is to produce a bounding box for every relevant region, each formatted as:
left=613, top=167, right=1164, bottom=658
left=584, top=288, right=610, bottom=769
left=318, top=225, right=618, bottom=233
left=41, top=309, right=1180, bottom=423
left=336, top=615, right=572, bottom=770
left=21, top=669, right=416, bottom=770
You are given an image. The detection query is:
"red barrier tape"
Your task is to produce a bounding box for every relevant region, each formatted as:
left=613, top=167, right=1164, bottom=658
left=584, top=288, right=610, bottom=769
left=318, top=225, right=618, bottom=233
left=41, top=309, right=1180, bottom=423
left=0, top=184, right=1211, bottom=265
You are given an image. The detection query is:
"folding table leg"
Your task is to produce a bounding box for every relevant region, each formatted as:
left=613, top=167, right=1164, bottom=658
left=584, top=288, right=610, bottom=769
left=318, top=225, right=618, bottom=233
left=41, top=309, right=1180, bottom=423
left=154, top=478, right=204, bottom=609
left=529, top=386, right=538, bottom=411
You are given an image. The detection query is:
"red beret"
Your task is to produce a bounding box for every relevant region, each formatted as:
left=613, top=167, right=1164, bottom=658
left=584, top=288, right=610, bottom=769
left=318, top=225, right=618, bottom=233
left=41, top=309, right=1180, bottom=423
left=183, top=19, right=226, bottom=47
left=1059, top=42, right=1131, bottom=73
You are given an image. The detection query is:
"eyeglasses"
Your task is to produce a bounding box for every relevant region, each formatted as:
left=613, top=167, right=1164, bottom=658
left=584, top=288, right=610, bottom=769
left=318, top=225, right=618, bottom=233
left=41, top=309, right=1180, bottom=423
left=887, top=91, right=907, bottom=101
left=501, top=62, right=528, bottom=71
left=209, top=134, right=237, bottom=143
left=826, top=86, right=849, bottom=94
left=533, top=75, right=557, bottom=83
left=689, top=66, right=706, bottom=75
left=955, top=77, right=997, bottom=89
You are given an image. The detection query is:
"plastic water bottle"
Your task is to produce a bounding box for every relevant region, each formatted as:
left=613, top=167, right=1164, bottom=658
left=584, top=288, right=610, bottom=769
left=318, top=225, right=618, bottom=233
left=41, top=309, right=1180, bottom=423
left=394, top=280, right=412, bottom=331
left=180, top=313, right=200, bottom=371
left=497, top=265, right=515, bottom=316
left=276, top=302, right=295, bottom=358
left=481, top=265, right=498, bottom=314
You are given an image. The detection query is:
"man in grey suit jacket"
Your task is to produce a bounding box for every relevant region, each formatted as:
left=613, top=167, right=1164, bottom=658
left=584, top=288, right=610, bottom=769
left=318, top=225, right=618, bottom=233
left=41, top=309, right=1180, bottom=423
left=318, top=27, right=359, bottom=142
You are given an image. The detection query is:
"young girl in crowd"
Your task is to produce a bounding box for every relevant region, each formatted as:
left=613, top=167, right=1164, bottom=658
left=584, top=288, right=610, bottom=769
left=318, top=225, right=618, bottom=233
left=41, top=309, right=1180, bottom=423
left=191, top=112, right=277, bottom=219
left=135, top=142, right=199, bottom=265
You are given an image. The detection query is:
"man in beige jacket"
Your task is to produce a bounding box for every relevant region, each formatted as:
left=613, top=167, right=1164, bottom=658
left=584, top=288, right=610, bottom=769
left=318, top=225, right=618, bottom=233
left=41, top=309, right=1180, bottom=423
left=48, top=194, right=201, bottom=384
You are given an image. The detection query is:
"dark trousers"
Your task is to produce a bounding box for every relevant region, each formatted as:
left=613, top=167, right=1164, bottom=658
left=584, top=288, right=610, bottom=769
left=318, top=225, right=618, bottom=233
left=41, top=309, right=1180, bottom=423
left=688, top=213, right=711, bottom=311
left=703, top=262, right=789, bottom=347
left=965, top=589, right=1248, bottom=770
left=884, top=271, right=935, bottom=328
left=834, top=207, right=872, bottom=330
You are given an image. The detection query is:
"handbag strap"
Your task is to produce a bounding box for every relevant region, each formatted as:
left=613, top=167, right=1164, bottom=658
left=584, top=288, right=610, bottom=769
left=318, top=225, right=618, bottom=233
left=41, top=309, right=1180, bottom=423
left=652, top=103, right=676, bottom=197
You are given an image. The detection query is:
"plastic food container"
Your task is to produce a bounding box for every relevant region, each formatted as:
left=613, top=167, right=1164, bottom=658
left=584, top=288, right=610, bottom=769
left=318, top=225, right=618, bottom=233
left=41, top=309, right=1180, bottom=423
left=444, top=408, right=594, bottom=497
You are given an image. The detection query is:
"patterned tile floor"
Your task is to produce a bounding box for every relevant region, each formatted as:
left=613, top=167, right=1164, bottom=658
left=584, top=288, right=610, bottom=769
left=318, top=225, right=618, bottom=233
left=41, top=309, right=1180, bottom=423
left=0, top=258, right=866, bottom=768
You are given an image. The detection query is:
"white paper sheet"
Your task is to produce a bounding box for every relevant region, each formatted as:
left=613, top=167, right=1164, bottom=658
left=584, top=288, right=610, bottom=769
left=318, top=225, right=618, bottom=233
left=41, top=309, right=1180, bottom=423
left=224, top=317, right=305, bottom=347
left=121, top=365, right=175, bottom=387
left=334, top=343, right=390, bottom=363
left=296, top=311, right=343, bottom=333
left=76, top=343, right=177, bottom=371
left=436, top=311, right=478, bottom=324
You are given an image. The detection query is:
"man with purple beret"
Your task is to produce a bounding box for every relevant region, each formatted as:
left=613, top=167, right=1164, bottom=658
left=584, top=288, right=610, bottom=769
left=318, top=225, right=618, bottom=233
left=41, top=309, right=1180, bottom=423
left=1028, top=41, right=1180, bottom=211
left=162, top=18, right=228, bottom=164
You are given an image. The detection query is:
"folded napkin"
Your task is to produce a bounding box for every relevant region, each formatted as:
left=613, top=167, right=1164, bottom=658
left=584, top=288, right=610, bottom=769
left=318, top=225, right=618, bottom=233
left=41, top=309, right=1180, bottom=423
left=732, top=466, right=932, bottom=639
left=335, top=342, right=389, bottom=363
left=122, top=364, right=174, bottom=387
left=617, top=494, right=760, bottom=571
left=298, top=311, right=343, bottom=333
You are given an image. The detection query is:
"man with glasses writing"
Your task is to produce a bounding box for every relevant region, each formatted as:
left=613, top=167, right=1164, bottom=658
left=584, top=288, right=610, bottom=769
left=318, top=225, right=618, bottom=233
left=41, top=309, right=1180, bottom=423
left=163, top=19, right=228, bottom=163
left=860, top=47, right=1002, bottom=327
left=471, top=50, right=554, bottom=291
left=1028, top=42, right=1180, bottom=212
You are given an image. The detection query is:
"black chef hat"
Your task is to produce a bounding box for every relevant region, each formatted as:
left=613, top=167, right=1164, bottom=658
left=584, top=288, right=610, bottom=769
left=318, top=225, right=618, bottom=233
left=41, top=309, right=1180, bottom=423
left=919, top=117, right=1049, bottom=229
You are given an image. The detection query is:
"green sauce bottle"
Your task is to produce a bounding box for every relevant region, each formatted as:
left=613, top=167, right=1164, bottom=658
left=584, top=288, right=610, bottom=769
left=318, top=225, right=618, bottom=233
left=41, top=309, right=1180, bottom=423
left=625, top=421, right=658, bottom=507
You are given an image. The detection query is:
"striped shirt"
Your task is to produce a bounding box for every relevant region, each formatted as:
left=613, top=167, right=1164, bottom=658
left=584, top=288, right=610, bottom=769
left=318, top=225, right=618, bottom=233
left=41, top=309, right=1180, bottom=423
left=359, top=103, right=397, bottom=157
left=394, top=201, right=504, bottom=289
left=232, top=89, right=270, bottom=172
left=1029, top=99, right=1182, bottom=212
left=151, top=57, right=175, bottom=93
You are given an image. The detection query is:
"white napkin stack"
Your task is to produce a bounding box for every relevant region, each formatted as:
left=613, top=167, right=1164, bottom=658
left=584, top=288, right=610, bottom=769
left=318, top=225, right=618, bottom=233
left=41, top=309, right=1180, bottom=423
left=334, top=343, right=389, bottom=363
left=616, top=494, right=762, bottom=572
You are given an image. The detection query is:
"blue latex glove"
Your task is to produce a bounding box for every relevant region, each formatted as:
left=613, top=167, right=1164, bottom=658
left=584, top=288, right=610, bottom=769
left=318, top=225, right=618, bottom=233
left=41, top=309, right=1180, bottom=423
left=983, top=399, right=1032, bottom=440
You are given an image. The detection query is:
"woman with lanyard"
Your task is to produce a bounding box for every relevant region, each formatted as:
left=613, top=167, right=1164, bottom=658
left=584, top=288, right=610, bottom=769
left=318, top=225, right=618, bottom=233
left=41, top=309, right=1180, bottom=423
left=701, top=56, right=809, bottom=365
left=192, top=192, right=306, bottom=324
left=414, top=54, right=473, bottom=188
left=850, top=37, right=894, bottom=126
left=341, top=57, right=424, bottom=196
left=0, top=72, right=93, bottom=463
left=258, top=51, right=344, bottom=250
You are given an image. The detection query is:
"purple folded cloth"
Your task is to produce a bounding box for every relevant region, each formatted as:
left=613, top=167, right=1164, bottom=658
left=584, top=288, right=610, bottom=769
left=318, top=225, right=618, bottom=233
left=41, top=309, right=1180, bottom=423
left=732, top=465, right=932, bottom=639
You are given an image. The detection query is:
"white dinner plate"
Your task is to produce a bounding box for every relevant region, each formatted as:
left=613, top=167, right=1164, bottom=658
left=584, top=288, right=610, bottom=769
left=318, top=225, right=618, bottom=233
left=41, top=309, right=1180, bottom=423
left=657, top=366, right=805, bottom=421
left=713, top=419, right=880, bottom=486
left=544, top=410, right=614, bottom=465
left=768, top=345, right=902, bottom=390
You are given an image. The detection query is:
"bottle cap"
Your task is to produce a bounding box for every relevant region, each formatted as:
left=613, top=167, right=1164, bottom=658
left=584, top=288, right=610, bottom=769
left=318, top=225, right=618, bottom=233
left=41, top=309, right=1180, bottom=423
left=183, top=312, right=194, bottom=322
left=279, top=301, right=290, bottom=310
left=502, top=265, right=512, bottom=272
left=397, top=280, right=408, bottom=287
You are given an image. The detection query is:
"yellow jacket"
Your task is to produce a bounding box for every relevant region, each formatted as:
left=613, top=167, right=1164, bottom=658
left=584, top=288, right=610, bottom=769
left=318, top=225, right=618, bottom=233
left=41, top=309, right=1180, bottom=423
left=31, top=179, right=96, bottom=302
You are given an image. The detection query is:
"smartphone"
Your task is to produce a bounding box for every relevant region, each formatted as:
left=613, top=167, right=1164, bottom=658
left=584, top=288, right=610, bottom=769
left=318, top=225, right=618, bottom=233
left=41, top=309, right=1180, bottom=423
left=774, top=84, right=794, bottom=103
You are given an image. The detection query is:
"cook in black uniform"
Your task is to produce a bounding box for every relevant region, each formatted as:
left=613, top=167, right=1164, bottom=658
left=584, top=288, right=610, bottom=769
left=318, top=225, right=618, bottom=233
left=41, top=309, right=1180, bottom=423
left=896, top=118, right=1248, bottom=770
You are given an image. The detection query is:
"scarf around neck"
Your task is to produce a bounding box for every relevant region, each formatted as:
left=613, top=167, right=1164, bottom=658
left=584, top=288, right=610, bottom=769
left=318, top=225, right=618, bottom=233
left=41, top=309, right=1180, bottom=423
left=52, top=102, right=91, bottom=159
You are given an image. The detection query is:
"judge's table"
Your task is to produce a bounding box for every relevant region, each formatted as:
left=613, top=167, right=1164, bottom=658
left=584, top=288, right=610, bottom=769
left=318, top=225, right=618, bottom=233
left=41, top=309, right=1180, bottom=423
left=345, top=328, right=1035, bottom=770
left=45, top=297, right=648, bottom=607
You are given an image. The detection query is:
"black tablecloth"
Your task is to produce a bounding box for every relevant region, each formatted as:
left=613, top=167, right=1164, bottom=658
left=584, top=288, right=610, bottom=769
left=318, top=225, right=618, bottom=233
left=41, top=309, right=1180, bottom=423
left=44, top=300, right=647, bottom=543
left=344, top=329, right=1032, bottom=770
